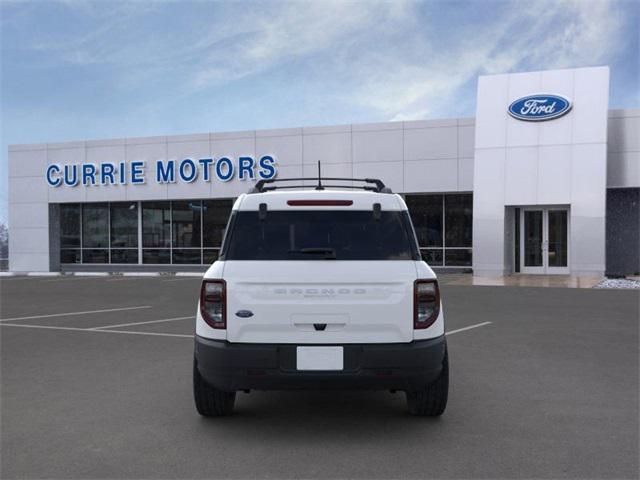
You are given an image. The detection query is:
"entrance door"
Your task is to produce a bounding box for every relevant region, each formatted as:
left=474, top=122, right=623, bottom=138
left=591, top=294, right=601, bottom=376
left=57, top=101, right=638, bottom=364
left=520, top=208, right=569, bottom=274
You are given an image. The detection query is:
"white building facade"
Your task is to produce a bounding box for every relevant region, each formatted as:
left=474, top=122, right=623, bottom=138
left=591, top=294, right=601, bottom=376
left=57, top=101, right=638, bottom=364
left=8, top=66, right=640, bottom=276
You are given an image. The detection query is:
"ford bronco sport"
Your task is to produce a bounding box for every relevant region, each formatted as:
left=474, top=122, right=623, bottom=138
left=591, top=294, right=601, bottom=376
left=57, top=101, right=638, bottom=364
left=193, top=176, right=448, bottom=416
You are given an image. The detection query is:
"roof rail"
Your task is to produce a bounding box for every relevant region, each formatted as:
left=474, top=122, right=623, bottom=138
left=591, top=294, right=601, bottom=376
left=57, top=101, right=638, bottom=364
left=249, top=161, right=391, bottom=194
left=248, top=177, right=392, bottom=194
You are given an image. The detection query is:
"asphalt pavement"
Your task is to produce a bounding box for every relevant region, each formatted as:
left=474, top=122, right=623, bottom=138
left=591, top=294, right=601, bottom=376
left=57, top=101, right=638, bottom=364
left=1, top=275, right=638, bottom=479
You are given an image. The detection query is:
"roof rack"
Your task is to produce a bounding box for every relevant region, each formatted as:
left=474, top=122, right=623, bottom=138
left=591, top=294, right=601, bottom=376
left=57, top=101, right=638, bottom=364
left=248, top=161, right=392, bottom=194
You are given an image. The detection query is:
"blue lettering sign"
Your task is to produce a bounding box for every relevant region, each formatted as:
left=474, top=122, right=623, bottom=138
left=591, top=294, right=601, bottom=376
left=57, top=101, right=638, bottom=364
left=215, top=157, right=234, bottom=182
left=238, top=156, right=255, bottom=180
left=46, top=164, right=61, bottom=187
left=258, top=156, right=276, bottom=180
left=101, top=163, right=116, bottom=185
left=179, top=159, right=197, bottom=183
left=46, top=155, right=278, bottom=187
left=64, top=164, right=78, bottom=186
left=156, top=160, right=175, bottom=183
left=130, top=161, right=145, bottom=184
left=198, top=158, right=213, bottom=182
left=119, top=161, right=127, bottom=184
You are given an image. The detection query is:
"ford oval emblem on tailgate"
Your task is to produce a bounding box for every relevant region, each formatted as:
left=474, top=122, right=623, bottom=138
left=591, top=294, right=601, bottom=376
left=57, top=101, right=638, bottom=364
left=235, top=310, right=254, bottom=318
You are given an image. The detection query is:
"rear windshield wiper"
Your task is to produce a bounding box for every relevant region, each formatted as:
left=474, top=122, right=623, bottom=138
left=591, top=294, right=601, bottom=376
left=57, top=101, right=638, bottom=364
left=289, top=248, right=337, bottom=259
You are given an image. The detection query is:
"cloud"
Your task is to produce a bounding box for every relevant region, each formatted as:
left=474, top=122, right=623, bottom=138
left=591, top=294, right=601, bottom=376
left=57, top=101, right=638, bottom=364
left=3, top=0, right=631, bottom=122
left=189, top=1, right=415, bottom=91
left=350, top=0, right=626, bottom=121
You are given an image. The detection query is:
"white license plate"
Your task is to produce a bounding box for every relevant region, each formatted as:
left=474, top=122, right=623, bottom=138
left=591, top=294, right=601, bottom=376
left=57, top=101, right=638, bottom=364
left=296, top=346, right=344, bottom=371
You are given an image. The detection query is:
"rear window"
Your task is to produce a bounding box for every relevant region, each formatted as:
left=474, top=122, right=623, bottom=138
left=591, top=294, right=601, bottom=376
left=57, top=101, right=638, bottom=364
left=221, top=210, right=419, bottom=261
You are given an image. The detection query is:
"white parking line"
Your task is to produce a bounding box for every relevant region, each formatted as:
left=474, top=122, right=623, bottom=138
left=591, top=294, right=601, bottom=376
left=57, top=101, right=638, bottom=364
left=162, top=277, right=201, bottom=282
left=0, top=317, right=492, bottom=340
left=91, top=316, right=193, bottom=330
left=0, top=306, right=152, bottom=322
left=0, top=323, right=193, bottom=338
left=105, top=277, right=153, bottom=282
left=42, top=276, right=108, bottom=283
left=446, top=321, right=492, bottom=335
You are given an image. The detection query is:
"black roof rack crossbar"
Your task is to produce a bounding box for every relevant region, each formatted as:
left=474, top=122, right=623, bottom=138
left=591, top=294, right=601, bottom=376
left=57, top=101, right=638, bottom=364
left=261, top=184, right=379, bottom=192
left=249, top=177, right=391, bottom=194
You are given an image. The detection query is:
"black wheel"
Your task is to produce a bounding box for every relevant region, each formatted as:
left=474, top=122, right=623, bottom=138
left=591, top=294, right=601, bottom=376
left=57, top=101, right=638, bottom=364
left=193, top=359, right=236, bottom=417
left=406, top=348, right=448, bottom=416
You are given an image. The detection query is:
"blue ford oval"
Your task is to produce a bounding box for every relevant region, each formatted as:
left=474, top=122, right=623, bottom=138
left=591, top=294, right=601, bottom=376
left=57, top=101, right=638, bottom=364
left=508, top=94, right=572, bottom=121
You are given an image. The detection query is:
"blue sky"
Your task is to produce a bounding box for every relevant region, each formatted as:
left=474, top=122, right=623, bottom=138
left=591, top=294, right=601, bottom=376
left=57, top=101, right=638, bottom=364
left=1, top=0, right=638, bottom=225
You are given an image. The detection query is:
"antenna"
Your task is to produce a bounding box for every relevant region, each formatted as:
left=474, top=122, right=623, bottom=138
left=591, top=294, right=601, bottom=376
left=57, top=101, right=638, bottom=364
left=316, top=160, right=324, bottom=190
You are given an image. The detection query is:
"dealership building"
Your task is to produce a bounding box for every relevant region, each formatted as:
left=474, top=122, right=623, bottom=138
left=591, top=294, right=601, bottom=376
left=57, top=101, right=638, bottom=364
left=7, top=66, right=640, bottom=276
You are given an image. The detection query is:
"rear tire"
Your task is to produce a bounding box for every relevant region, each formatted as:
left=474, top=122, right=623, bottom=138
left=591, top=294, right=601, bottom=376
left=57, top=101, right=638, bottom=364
left=406, top=348, right=448, bottom=416
left=193, top=359, right=236, bottom=417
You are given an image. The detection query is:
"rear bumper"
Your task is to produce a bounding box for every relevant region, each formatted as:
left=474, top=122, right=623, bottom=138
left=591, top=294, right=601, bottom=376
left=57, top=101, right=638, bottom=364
left=194, top=335, right=446, bottom=392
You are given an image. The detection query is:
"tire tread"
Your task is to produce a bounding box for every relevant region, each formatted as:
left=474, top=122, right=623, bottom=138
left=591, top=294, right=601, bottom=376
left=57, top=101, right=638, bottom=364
left=193, top=360, right=236, bottom=416
left=406, top=349, right=449, bottom=416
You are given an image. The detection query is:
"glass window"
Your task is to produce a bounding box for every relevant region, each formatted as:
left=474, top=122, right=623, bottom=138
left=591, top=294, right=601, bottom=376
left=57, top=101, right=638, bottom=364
left=445, top=249, right=472, bottom=266
left=60, top=249, right=81, bottom=264
left=421, top=249, right=443, bottom=266
left=548, top=210, right=568, bottom=267
left=203, top=199, right=233, bottom=247
left=111, top=203, right=138, bottom=248
left=405, top=195, right=443, bottom=247
left=224, top=211, right=419, bottom=261
left=203, top=249, right=219, bottom=265
left=172, top=249, right=201, bottom=264
left=82, top=249, right=109, bottom=263
left=143, top=249, right=170, bottom=264
left=60, top=204, right=81, bottom=248
left=444, top=194, right=472, bottom=247
left=111, top=249, right=138, bottom=264
left=172, top=201, right=201, bottom=248
left=142, top=202, right=171, bottom=248
left=82, top=204, right=109, bottom=248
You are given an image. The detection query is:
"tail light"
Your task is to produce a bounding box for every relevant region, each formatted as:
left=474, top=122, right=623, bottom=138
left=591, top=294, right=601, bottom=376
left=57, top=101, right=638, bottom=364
left=414, top=279, right=440, bottom=329
left=200, top=279, right=226, bottom=329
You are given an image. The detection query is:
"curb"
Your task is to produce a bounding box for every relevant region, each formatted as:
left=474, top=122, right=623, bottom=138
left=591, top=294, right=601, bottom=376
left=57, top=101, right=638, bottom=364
left=2, top=271, right=206, bottom=278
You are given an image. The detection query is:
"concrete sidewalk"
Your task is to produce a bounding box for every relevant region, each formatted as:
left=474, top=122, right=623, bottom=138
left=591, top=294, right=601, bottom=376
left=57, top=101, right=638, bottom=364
left=440, top=273, right=602, bottom=289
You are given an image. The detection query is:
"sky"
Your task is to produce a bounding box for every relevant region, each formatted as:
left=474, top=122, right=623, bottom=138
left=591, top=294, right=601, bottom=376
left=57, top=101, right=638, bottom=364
left=1, top=0, right=638, bottom=225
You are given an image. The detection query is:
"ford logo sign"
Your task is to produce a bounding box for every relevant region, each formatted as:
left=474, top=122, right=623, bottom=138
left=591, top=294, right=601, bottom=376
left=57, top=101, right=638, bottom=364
left=235, top=310, right=254, bottom=318
left=508, top=94, right=572, bottom=121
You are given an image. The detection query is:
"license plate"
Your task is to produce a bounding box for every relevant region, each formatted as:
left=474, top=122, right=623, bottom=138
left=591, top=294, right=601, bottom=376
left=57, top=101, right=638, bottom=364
left=296, top=346, right=344, bottom=371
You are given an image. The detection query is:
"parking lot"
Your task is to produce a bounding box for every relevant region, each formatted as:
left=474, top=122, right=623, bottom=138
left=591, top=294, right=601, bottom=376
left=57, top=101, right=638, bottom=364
left=1, top=275, right=638, bottom=479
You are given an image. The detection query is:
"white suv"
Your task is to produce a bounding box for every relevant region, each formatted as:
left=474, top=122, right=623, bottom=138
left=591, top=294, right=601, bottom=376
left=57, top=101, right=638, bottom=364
left=193, top=177, right=448, bottom=416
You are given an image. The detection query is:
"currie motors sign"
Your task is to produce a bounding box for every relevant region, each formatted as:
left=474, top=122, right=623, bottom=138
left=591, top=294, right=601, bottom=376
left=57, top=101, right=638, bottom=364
left=45, top=155, right=277, bottom=187
left=508, top=94, right=572, bottom=121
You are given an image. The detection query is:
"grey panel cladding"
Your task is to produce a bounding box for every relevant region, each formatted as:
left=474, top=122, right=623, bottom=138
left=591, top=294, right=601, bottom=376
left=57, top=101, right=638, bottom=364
left=606, top=188, right=640, bottom=276
left=49, top=204, right=60, bottom=272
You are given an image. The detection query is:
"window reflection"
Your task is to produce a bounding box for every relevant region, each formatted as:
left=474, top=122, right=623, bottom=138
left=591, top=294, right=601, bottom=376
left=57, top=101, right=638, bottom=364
left=406, top=193, right=473, bottom=267
left=111, top=203, right=138, bottom=248
left=172, top=201, right=201, bottom=248
left=405, top=195, right=443, bottom=247
left=60, top=204, right=81, bottom=248
left=203, top=200, right=233, bottom=247
left=82, top=204, right=109, bottom=248
left=142, top=202, right=171, bottom=248
left=58, top=198, right=245, bottom=265
left=445, top=194, right=473, bottom=247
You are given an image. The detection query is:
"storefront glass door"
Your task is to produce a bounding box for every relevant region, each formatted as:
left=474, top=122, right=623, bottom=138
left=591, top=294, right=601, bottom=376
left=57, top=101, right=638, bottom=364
left=520, top=208, right=569, bottom=274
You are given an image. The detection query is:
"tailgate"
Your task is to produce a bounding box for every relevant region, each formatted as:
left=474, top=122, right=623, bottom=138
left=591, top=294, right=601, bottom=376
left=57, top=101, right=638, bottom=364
left=223, top=260, right=417, bottom=344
